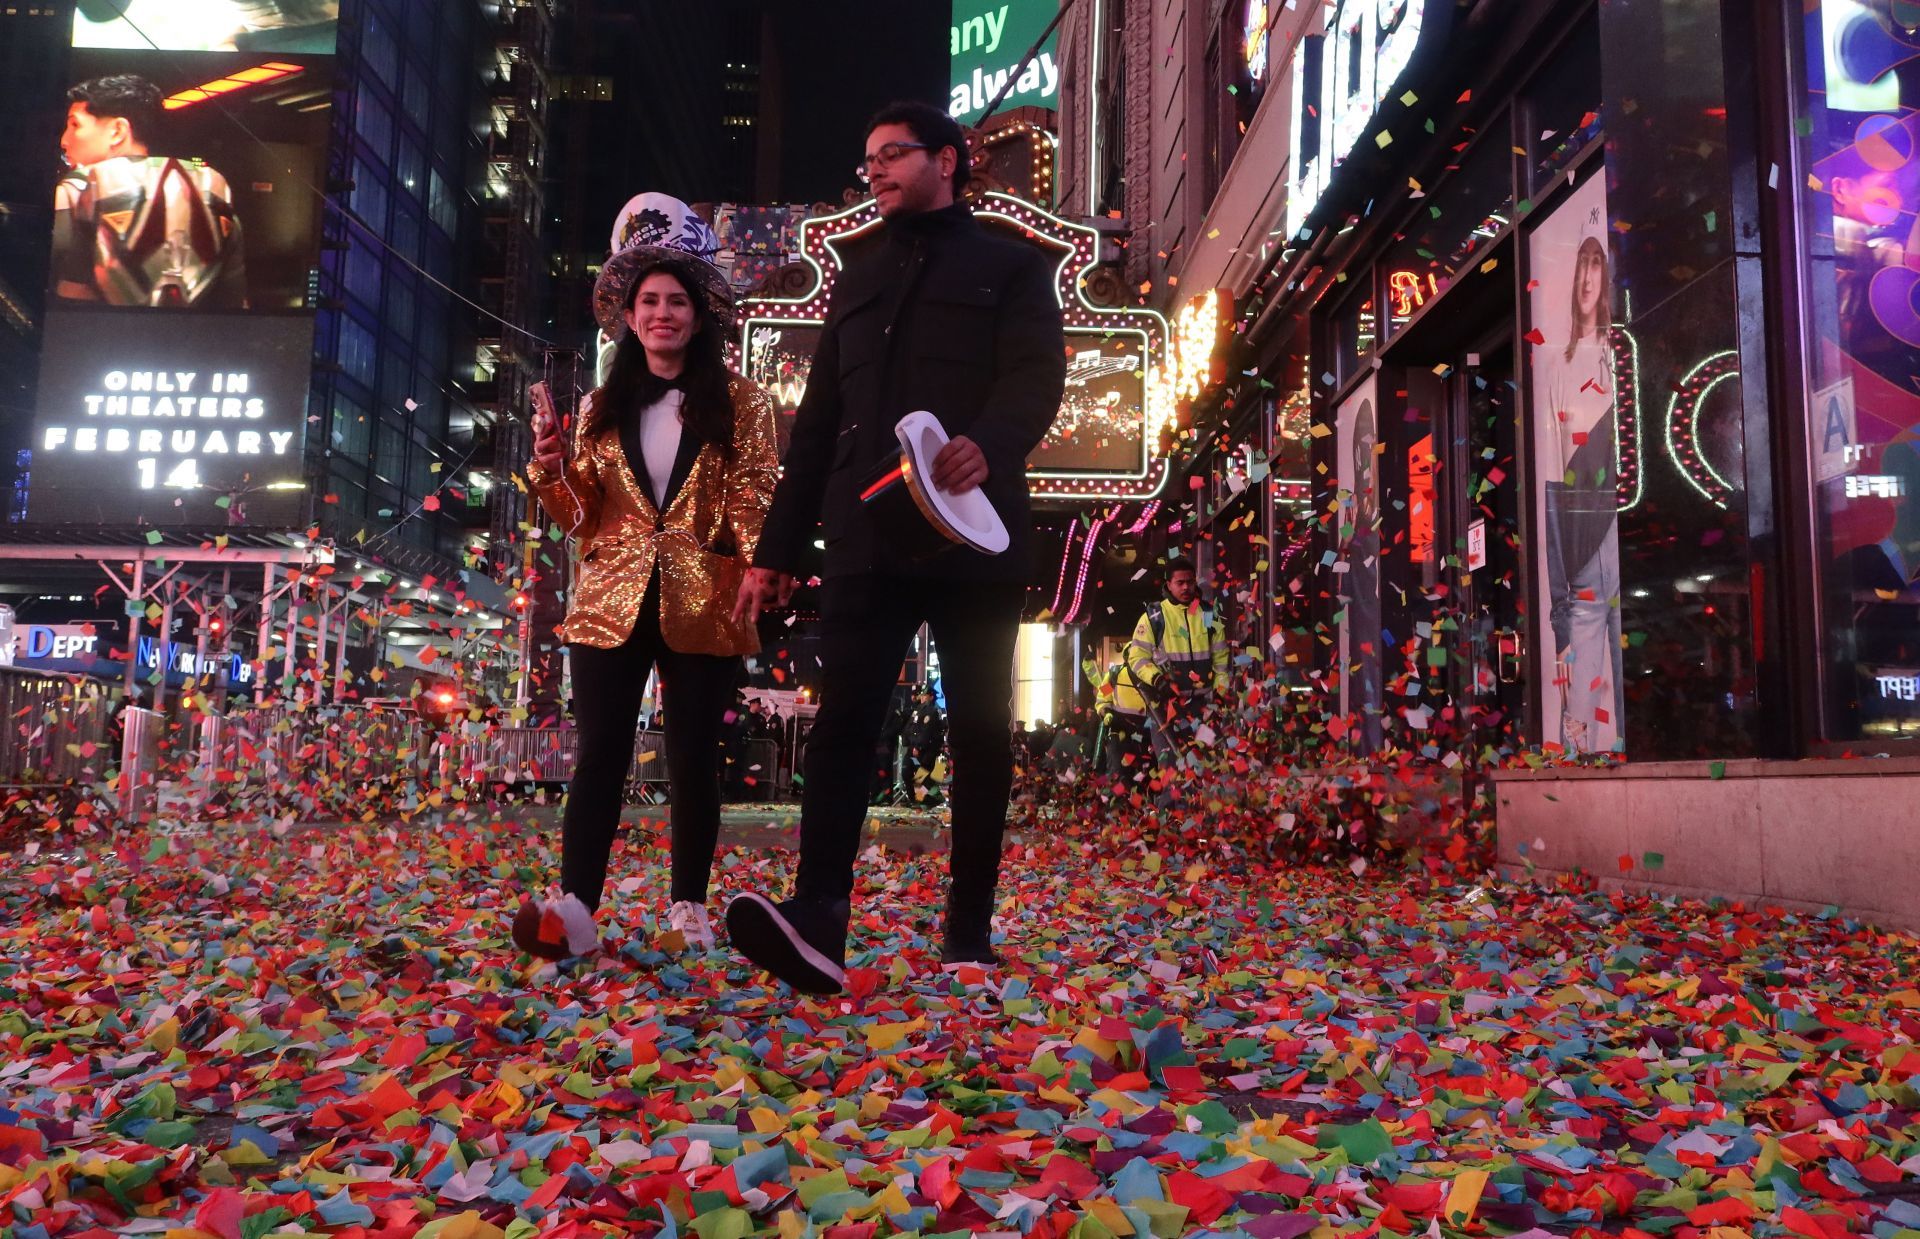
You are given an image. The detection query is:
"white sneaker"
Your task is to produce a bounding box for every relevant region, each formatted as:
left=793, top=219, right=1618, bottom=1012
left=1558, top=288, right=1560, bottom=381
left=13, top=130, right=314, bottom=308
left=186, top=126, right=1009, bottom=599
left=513, top=889, right=600, bottom=959
left=667, top=900, right=716, bottom=950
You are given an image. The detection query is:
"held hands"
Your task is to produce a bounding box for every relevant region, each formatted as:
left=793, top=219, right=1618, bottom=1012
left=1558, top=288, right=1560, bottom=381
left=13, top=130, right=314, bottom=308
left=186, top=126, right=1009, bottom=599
left=931, top=435, right=988, bottom=493
left=733, top=567, right=797, bottom=627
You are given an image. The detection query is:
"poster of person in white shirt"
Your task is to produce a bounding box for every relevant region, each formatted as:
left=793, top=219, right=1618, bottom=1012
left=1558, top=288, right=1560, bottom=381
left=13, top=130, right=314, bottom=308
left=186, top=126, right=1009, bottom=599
left=1335, top=376, right=1382, bottom=745
left=1529, top=173, right=1625, bottom=755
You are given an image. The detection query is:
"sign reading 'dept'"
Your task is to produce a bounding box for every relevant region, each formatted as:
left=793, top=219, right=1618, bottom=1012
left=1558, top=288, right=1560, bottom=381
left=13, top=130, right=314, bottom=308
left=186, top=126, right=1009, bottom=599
left=949, top=1, right=1059, bottom=124
left=29, top=311, right=313, bottom=527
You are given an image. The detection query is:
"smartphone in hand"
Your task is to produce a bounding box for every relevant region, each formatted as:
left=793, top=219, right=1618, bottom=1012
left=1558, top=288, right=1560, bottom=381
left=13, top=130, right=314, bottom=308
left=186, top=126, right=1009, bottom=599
left=529, top=380, right=565, bottom=464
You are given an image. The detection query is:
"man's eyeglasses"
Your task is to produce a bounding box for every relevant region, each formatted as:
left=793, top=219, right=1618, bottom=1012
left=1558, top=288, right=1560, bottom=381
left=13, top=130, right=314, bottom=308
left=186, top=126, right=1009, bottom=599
left=855, top=142, right=932, bottom=184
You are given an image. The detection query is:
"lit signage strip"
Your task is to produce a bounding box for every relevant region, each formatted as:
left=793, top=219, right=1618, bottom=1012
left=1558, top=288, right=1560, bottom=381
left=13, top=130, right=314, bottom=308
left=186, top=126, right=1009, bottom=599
left=1285, top=0, right=1450, bottom=239
left=164, top=62, right=306, bottom=110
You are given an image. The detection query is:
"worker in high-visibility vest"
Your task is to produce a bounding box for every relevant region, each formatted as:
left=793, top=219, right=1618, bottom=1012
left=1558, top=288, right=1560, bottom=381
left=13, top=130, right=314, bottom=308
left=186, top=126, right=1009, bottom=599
left=1083, top=651, right=1150, bottom=778
left=1125, top=557, right=1228, bottom=760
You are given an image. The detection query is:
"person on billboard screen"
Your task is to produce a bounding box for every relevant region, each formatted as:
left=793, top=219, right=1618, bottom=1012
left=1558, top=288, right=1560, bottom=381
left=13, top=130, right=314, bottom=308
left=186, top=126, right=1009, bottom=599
left=53, top=74, right=249, bottom=309
left=515, top=194, right=783, bottom=964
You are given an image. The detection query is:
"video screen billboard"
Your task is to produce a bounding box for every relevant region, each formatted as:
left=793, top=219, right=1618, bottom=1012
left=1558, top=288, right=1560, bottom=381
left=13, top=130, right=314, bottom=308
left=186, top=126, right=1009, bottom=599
left=742, top=323, right=1153, bottom=479
left=1034, top=332, right=1150, bottom=475
left=29, top=23, right=333, bottom=526
left=31, top=312, right=313, bottom=525
left=74, top=2, right=340, bottom=54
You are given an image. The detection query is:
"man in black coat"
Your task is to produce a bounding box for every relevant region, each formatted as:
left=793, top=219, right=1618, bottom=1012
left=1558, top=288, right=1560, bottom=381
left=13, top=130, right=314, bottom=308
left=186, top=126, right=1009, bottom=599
left=729, top=100, right=1067, bottom=994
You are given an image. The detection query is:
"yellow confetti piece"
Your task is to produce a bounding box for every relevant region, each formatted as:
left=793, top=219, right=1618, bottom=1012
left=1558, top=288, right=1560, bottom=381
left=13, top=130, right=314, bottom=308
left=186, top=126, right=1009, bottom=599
left=1445, top=1168, right=1490, bottom=1225
left=146, top=1016, right=179, bottom=1054
left=1375, top=131, right=1393, bottom=148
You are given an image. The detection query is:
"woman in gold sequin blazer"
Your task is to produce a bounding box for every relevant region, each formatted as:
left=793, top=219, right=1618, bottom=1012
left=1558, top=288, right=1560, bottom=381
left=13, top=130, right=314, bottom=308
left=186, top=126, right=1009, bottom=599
left=513, top=197, right=781, bottom=961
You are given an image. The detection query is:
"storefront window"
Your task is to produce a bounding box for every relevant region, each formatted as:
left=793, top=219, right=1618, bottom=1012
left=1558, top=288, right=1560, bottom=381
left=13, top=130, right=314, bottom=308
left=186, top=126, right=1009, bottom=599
left=1333, top=279, right=1377, bottom=387
left=1523, top=15, right=1603, bottom=192
left=1793, top=2, right=1920, bottom=741
left=1596, top=0, right=1759, bottom=761
left=1382, top=132, right=1515, bottom=335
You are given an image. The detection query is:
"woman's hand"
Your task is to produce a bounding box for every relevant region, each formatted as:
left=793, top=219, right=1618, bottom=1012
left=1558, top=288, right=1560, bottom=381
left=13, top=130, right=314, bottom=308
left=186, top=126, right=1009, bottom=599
left=733, top=567, right=797, bottom=626
left=531, top=408, right=566, bottom=474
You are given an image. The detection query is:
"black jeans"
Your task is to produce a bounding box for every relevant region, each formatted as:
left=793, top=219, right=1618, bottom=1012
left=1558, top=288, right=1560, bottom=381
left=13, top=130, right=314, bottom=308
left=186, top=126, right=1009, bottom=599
left=794, top=574, right=1025, bottom=927
left=562, top=584, right=739, bottom=911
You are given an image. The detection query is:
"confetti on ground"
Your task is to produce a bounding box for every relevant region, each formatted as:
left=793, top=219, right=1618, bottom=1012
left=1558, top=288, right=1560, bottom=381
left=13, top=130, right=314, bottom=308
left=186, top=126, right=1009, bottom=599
left=3, top=796, right=1918, bottom=1239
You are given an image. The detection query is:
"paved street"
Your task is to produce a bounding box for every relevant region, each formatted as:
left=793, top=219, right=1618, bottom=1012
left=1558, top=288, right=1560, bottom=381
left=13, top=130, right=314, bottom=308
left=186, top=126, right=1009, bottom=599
left=4, top=808, right=1918, bottom=1238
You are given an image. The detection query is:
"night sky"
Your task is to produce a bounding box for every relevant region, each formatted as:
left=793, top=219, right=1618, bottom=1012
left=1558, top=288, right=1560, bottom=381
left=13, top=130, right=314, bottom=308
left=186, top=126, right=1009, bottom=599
left=770, top=3, right=950, bottom=204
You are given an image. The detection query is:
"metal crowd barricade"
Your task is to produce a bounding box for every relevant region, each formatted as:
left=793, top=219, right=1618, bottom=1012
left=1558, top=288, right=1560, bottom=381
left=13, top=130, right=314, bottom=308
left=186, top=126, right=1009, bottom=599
left=117, top=705, right=163, bottom=820
left=623, top=728, right=669, bottom=803
left=200, top=704, right=439, bottom=815
left=481, top=726, right=577, bottom=784
left=0, top=666, right=112, bottom=788
left=738, top=737, right=778, bottom=801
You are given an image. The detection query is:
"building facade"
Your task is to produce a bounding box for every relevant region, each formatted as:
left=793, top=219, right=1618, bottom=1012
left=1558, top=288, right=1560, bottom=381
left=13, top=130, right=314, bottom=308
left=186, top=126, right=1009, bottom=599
left=0, top=0, right=544, bottom=706
left=1059, top=0, right=1920, bottom=925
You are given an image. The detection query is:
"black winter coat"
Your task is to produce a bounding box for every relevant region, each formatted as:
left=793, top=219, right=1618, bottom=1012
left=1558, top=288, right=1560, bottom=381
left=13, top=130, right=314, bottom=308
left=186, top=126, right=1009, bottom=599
left=754, top=202, right=1068, bottom=582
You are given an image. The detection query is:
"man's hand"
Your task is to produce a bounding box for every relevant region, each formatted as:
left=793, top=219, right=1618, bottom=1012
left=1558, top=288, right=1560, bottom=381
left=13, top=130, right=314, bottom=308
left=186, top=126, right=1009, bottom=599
left=931, top=435, right=989, bottom=493
left=733, top=567, right=797, bottom=626
left=531, top=409, right=566, bottom=475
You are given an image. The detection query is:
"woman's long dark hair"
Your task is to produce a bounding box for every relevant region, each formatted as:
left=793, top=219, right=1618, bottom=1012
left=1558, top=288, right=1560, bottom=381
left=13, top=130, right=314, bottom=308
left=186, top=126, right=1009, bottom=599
left=1564, top=237, right=1611, bottom=363
left=587, top=258, right=735, bottom=456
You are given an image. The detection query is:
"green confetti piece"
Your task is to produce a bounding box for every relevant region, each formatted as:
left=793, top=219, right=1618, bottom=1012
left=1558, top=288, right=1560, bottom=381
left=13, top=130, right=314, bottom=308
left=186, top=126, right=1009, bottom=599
left=1319, top=1118, right=1392, bottom=1165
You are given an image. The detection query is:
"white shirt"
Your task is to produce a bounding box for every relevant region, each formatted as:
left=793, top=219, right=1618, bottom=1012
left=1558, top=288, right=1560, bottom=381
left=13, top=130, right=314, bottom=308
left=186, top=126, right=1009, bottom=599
left=636, top=390, right=684, bottom=507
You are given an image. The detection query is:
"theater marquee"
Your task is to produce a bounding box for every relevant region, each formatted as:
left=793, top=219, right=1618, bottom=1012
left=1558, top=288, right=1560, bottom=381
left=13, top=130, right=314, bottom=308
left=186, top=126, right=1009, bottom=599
left=732, top=192, right=1176, bottom=503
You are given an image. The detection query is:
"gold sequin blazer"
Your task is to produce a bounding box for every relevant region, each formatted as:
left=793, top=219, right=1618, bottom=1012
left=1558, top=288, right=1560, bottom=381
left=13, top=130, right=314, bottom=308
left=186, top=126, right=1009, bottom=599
left=527, top=375, right=780, bottom=654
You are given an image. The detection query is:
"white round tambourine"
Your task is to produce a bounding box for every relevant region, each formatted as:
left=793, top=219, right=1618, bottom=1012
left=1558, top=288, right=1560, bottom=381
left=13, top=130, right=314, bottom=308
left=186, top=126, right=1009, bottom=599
left=858, top=410, right=1010, bottom=558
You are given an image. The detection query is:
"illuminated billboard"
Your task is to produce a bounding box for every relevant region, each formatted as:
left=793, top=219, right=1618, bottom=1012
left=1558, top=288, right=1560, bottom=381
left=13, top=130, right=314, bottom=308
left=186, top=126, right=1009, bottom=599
left=30, top=312, right=312, bottom=525
left=29, top=28, right=333, bottom=526
left=74, top=1, right=340, bottom=54
left=733, top=192, right=1173, bottom=503
left=949, top=0, right=1060, bottom=124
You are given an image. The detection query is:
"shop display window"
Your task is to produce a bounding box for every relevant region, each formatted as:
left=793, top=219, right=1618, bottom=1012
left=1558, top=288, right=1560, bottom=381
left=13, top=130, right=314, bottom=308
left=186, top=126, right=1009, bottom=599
left=1792, top=1, right=1920, bottom=741
left=1381, top=132, right=1514, bottom=336
left=1523, top=13, right=1603, bottom=193
left=1332, top=279, right=1377, bottom=388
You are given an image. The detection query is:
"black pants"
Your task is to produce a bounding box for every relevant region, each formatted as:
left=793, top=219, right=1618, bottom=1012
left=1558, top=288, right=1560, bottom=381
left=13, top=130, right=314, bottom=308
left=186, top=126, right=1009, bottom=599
left=562, top=585, right=739, bottom=911
left=794, top=574, right=1024, bottom=923
left=1103, top=714, right=1148, bottom=778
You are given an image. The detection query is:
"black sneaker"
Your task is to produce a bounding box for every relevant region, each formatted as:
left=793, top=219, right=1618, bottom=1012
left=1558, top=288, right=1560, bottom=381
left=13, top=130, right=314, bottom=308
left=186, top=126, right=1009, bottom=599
left=941, top=895, right=997, bottom=972
left=939, top=938, right=1000, bottom=969
left=726, top=893, right=849, bottom=995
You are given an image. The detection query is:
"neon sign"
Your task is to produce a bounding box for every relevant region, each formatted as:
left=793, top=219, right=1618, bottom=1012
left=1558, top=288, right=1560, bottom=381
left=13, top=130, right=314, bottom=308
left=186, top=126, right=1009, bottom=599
left=1663, top=349, right=1740, bottom=509
left=732, top=191, right=1174, bottom=502
left=1387, top=269, right=1440, bottom=320
left=1169, top=288, right=1231, bottom=405
left=1285, top=0, right=1448, bottom=239
left=1244, top=0, right=1271, bottom=84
